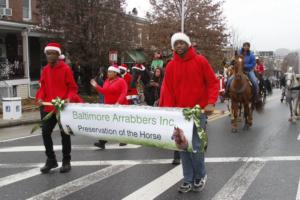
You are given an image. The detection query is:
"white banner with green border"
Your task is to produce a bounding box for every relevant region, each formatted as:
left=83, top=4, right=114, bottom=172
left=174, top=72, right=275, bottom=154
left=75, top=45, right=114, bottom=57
left=60, top=103, right=196, bottom=152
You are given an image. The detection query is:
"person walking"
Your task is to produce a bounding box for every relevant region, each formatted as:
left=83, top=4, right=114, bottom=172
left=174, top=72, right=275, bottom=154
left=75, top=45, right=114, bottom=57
left=160, top=32, right=219, bottom=193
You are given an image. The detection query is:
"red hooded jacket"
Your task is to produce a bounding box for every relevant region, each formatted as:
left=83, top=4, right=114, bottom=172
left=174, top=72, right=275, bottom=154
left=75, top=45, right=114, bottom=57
left=159, top=47, right=219, bottom=108
left=36, top=61, right=81, bottom=112
left=255, top=63, right=265, bottom=75
left=95, top=77, right=128, bottom=105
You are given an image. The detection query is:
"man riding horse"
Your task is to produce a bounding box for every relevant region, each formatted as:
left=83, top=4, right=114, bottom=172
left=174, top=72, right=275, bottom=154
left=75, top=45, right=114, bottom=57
left=226, top=42, right=259, bottom=102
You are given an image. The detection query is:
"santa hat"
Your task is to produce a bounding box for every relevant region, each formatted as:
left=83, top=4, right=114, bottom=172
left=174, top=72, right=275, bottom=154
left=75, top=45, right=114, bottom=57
left=108, top=65, right=120, bottom=74
left=44, top=42, right=61, bottom=55
left=132, top=64, right=145, bottom=71
left=119, top=64, right=129, bottom=72
left=171, top=32, right=191, bottom=50
left=59, top=54, right=65, bottom=60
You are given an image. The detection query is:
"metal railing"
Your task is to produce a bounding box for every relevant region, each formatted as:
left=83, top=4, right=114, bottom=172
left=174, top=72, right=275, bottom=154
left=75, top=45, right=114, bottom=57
left=0, top=62, right=24, bottom=81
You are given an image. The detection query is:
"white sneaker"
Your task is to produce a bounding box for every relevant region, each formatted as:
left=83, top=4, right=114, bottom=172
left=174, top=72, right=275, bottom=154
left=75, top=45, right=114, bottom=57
left=193, top=174, right=207, bottom=192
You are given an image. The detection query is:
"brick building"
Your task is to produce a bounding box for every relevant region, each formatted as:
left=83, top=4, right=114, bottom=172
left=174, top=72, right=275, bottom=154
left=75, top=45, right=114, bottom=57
left=0, top=0, right=53, bottom=99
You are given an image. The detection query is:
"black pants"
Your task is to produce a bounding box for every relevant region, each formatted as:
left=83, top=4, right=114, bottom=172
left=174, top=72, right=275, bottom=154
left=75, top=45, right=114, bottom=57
left=41, top=110, right=71, bottom=161
left=173, top=151, right=180, bottom=159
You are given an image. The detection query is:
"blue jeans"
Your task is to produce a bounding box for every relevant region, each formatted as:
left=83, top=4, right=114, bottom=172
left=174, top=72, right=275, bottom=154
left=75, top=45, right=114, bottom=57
left=180, top=113, right=207, bottom=184
left=226, top=71, right=258, bottom=96
left=247, top=70, right=258, bottom=96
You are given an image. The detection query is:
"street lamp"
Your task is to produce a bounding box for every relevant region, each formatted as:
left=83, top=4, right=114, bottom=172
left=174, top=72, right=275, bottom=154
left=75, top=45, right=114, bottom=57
left=181, top=0, right=185, bottom=33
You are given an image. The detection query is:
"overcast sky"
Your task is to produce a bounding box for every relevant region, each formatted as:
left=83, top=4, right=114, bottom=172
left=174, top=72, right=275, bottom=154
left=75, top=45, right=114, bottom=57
left=125, top=0, right=300, bottom=51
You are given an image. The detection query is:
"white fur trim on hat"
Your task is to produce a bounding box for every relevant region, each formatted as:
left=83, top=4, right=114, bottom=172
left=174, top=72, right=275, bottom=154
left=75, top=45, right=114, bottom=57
left=108, top=66, right=120, bottom=74
left=59, top=54, right=65, bottom=60
left=44, top=46, right=61, bottom=55
left=132, top=65, right=145, bottom=71
left=118, top=65, right=127, bottom=71
left=171, top=32, right=191, bottom=50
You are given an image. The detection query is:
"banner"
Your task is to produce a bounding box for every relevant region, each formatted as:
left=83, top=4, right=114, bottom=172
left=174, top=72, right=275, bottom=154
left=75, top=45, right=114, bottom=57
left=60, top=104, right=195, bottom=152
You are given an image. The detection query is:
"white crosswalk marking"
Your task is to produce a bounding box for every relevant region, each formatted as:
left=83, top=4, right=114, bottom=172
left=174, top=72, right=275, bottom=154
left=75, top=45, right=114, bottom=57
left=0, top=144, right=141, bottom=152
left=26, top=165, right=134, bottom=200
left=122, top=165, right=182, bottom=200
left=0, top=168, right=41, bottom=188
left=211, top=161, right=265, bottom=200
left=296, top=177, right=300, bottom=200
left=0, top=134, right=40, bottom=143
left=2, top=156, right=300, bottom=169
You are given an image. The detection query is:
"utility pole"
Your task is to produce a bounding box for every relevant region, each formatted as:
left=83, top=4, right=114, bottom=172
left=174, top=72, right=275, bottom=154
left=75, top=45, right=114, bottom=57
left=181, top=0, right=185, bottom=33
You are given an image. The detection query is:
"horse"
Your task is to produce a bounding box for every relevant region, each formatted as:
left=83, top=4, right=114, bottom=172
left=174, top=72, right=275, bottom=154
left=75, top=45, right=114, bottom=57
left=284, top=69, right=300, bottom=122
left=229, top=55, right=255, bottom=133
left=130, top=65, right=154, bottom=106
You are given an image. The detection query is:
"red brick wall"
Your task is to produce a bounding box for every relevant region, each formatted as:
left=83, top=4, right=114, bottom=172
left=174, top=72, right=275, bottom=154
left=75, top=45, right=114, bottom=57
left=5, top=0, right=41, bottom=24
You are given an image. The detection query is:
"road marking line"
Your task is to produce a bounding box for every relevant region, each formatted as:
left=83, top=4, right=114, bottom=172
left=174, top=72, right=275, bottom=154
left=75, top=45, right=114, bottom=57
left=297, top=177, right=300, bottom=200
left=0, top=168, right=41, bottom=188
left=122, top=165, right=182, bottom=200
left=298, top=133, right=300, bottom=140
left=0, top=144, right=141, bottom=152
left=2, top=156, right=300, bottom=169
left=211, top=161, right=265, bottom=200
left=26, top=165, right=133, bottom=200
left=0, top=134, right=40, bottom=143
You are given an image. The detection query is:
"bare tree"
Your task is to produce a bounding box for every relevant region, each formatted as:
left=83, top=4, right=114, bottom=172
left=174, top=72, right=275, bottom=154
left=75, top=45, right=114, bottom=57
left=147, top=0, right=228, bottom=70
left=37, top=0, right=138, bottom=93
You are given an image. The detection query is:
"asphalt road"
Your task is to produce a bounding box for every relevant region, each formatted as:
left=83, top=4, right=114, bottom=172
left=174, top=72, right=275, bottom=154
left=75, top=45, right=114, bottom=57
left=0, top=89, right=300, bottom=200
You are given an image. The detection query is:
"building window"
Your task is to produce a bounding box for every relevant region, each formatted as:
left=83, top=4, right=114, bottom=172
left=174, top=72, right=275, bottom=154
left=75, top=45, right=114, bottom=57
left=0, top=0, right=8, bottom=8
left=23, top=0, right=31, bottom=21
left=138, top=32, right=142, bottom=45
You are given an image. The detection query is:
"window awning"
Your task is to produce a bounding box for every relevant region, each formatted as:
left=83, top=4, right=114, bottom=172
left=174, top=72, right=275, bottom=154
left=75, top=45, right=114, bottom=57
left=125, top=50, right=147, bottom=64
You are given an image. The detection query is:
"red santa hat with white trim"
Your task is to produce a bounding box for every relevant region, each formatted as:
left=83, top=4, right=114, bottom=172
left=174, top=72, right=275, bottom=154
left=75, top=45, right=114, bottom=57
left=171, top=32, right=191, bottom=50
left=44, top=42, right=62, bottom=55
left=132, top=64, right=145, bottom=71
left=108, top=65, right=120, bottom=74
left=119, top=64, right=129, bottom=72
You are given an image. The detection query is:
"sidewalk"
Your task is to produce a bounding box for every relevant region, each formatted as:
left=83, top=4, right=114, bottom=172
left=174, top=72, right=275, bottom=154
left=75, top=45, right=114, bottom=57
left=0, top=110, right=40, bottom=128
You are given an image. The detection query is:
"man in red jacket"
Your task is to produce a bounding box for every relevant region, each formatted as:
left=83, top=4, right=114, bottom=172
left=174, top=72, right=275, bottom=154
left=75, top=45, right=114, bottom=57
left=255, top=56, right=265, bottom=76
left=160, top=32, right=219, bottom=193
left=36, top=42, right=80, bottom=174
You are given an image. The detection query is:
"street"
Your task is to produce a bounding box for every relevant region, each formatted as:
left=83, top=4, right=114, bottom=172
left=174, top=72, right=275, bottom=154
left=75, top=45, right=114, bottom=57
left=1, top=89, right=300, bottom=200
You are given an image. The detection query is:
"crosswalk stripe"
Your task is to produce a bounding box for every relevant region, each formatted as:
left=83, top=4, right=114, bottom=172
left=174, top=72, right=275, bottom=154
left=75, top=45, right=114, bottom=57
left=0, top=168, right=41, bottom=188
left=211, top=161, right=265, bottom=200
left=26, top=165, right=133, bottom=200
left=0, top=134, right=40, bottom=143
left=122, top=165, right=182, bottom=200
left=296, top=177, right=300, bottom=200
left=0, top=144, right=141, bottom=152
left=2, top=156, right=300, bottom=169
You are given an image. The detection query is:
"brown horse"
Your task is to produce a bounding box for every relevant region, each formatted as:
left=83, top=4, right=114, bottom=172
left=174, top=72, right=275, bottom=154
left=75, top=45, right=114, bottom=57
left=229, top=55, right=254, bottom=133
